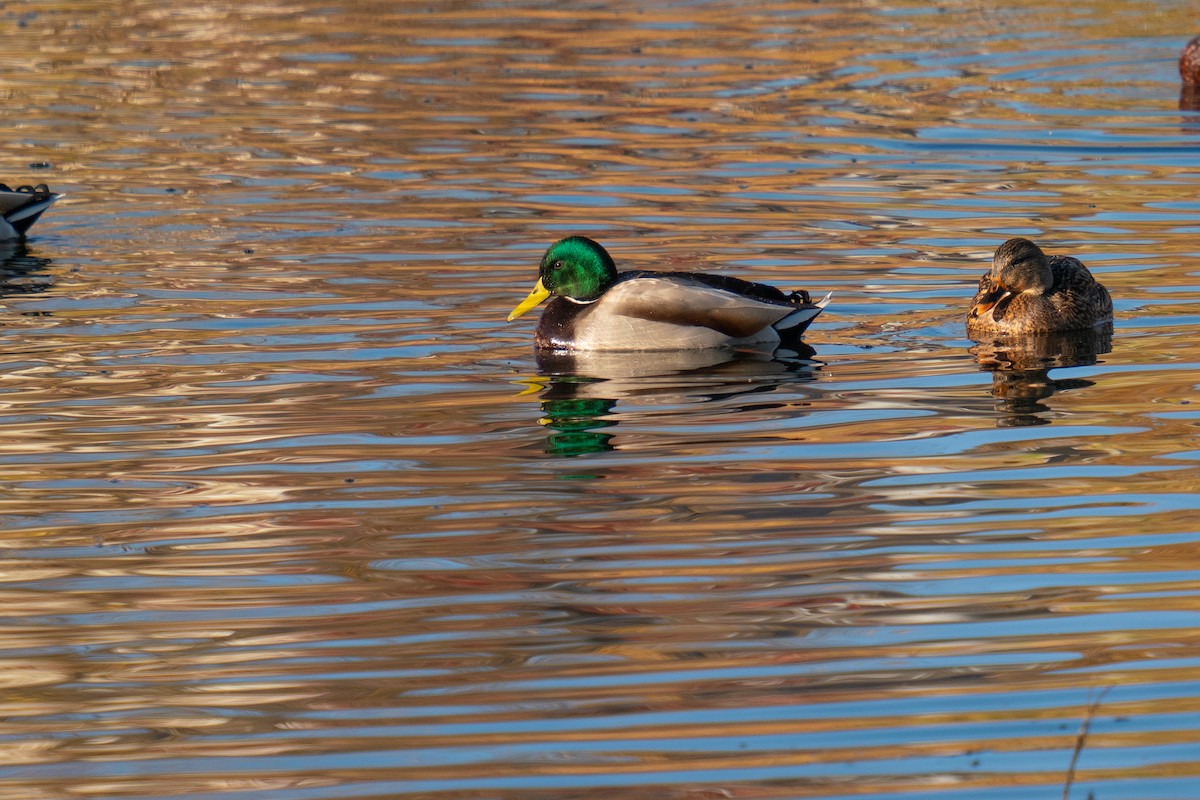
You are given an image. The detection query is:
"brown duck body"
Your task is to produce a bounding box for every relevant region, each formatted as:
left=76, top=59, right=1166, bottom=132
left=1181, top=36, right=1200, bottom=110
left=533, top=270, right=827, bottom=351
left=967, top=246, right=1112, bottom=336
left=1182, top=35, right=1200, bottom=86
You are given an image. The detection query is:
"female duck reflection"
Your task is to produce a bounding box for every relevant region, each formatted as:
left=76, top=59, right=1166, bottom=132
left=528, top=347, right=823, bottom=457
left=970, top=327, right=1113, bottom=427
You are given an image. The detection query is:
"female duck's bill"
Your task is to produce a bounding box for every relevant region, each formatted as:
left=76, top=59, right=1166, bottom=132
left=0, top=184, right=60, bottom=240
left=507, top=236, right=830, bottom=352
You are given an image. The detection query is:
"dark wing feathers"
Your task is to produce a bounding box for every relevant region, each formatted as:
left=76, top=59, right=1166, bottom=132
left=613, top=271, right=815, bottom=338
left=1046, top=256, right=1112, bottom=327
left=623, top=270, right=802, bottom=304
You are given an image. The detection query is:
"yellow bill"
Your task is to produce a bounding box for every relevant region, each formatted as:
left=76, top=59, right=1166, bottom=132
left=507, top=278, right=551, bottom=321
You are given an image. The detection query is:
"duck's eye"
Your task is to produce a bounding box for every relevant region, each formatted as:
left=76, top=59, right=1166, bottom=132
left=551, top=260, right=565, bottom=271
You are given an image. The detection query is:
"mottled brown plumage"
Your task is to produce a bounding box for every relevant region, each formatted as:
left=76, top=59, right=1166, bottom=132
left=966, top=238, right=1112, bottom=336
left=1181, top=35, right=1200, bottom=86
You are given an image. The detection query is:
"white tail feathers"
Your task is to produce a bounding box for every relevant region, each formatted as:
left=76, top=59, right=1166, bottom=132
left=775, top=292, right=832, bottom=330
left=5, top=195, right=56, bottom=223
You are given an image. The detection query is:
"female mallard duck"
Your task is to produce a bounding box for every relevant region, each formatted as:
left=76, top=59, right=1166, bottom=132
left=507, top=236, right=830, bottom=351
left=967, top=238, right=1112, bottom=336
left=0, top=183, right=60, bottom=240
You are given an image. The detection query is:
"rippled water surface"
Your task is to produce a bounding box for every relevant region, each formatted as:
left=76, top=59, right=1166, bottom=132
left=3, top=1, right=1200, bottom=798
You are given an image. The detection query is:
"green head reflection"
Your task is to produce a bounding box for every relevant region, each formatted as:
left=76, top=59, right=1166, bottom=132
left=539, top=395, right=617, bottom=457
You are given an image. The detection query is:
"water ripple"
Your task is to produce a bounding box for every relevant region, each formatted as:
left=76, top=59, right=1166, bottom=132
left=1, top=2, right=1199, bottom=800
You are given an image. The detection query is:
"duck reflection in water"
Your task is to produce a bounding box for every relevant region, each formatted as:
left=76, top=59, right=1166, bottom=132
left=970, top=325, right=1112, bottom=428
left=530, top=344, right=822, bottom=457
left=0, top=241, right=55, bottom=298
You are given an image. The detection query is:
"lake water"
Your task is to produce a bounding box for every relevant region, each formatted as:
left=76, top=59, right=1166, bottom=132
left=2, top=1, right=1199, bottom=799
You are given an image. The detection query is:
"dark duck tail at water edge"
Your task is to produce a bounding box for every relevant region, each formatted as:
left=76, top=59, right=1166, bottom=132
left=0, top=183, right=60, bottom=240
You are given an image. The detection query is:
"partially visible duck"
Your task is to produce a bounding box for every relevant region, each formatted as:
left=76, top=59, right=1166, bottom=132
left=1182, top=35, right=1200, bottom=86
left=1181, top=35, right=1200, bottom=110
left=967, top=238, right=1112, bottom=336
left=507, top=236, right=830, bottom=351
left=0, top=183, right=60, bottom=240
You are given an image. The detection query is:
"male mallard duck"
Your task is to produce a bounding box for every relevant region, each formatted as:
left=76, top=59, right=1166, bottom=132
left=0, top=183, right=60, bottom=240
left=967, top=238, right=1112, bottom=336
left=507, top=236, right=830, bottom=351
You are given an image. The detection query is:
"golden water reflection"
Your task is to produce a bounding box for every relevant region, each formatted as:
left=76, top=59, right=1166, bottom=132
left=0, top=0, right=1198, bottom=799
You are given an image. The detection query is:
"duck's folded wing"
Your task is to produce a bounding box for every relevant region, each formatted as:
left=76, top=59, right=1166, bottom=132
left=603, top=276, right=794, bottom=338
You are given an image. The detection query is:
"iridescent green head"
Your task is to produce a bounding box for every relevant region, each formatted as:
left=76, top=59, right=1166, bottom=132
left=507, top=237, right=619, bottom=321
